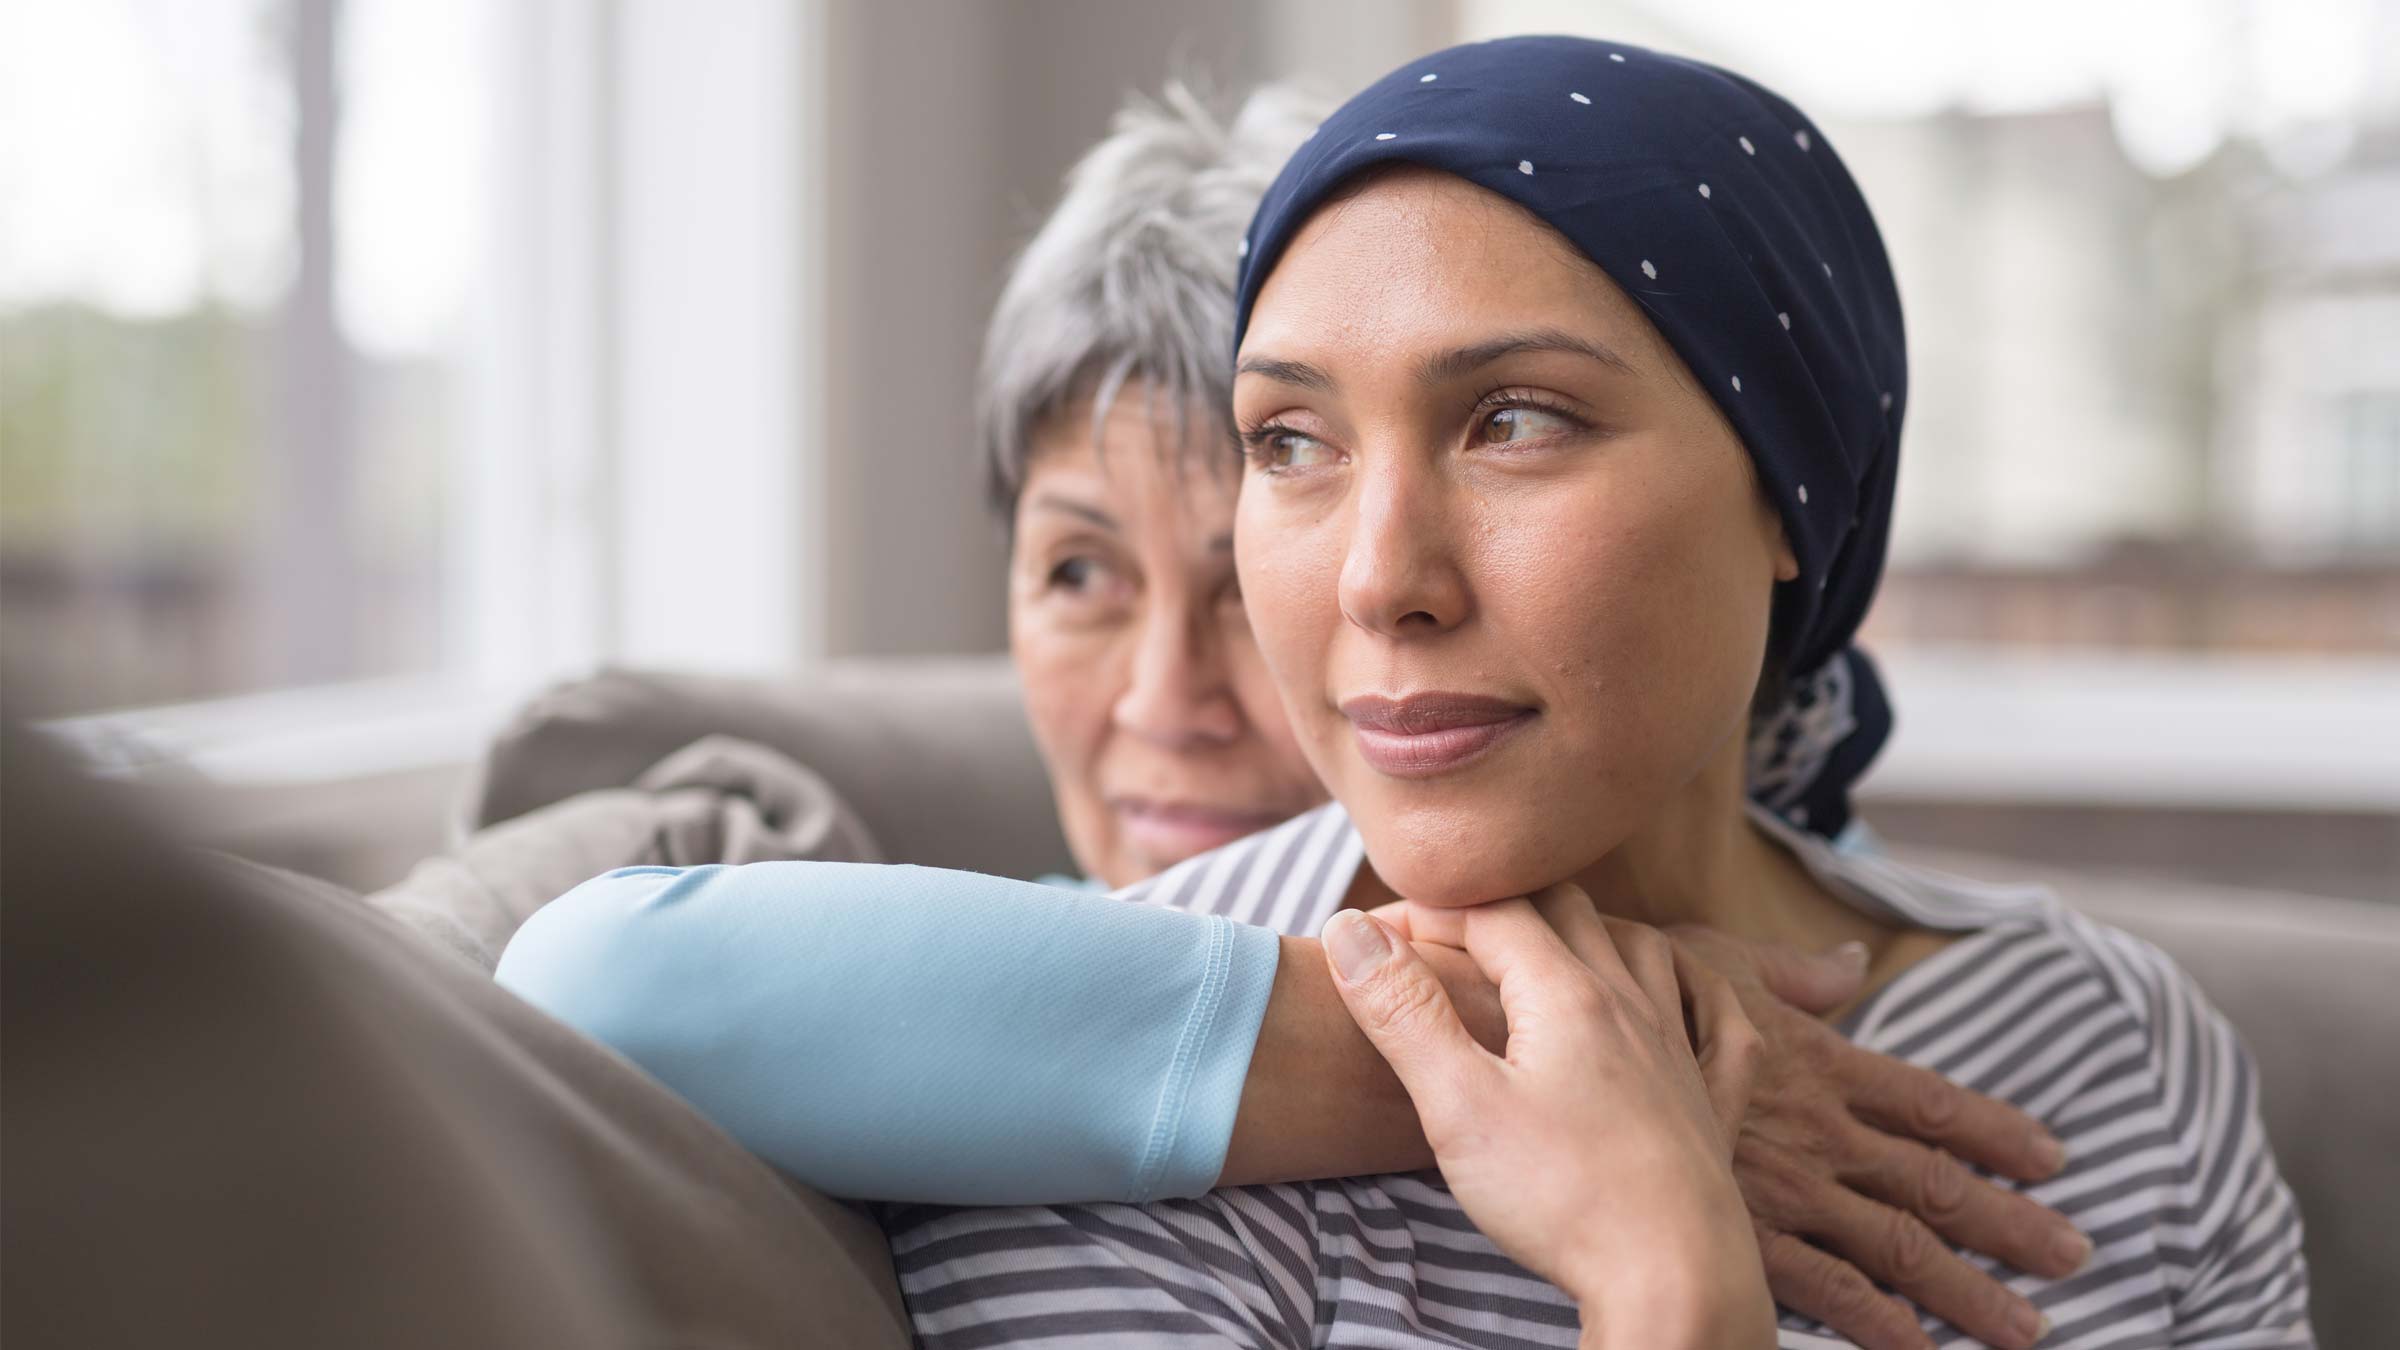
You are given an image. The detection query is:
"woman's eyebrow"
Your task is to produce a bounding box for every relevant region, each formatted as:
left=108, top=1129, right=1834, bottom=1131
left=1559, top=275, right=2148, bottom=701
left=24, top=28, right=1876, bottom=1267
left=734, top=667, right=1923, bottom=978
left=1233, top=355, right=1334, bottom=391
left=1236, top=329, right=1634, bottom=394
left=1028, top=494, right=1120, bottom=532
left=1420, top=328, right=1636, bottom=383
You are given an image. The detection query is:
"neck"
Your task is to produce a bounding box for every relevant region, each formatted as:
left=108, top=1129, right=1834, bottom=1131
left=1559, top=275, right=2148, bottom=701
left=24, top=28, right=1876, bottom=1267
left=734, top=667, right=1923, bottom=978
left=1566, top=733, right=1882, bottom=953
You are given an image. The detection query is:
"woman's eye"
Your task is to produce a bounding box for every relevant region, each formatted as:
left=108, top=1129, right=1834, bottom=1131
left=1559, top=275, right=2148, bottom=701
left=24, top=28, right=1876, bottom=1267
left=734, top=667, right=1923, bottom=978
left=1047, top=556, right=1105, bottom=593
left=1246, top=428, right=1336, bottom=471
left=1483, top=405, right=1579, bottom=445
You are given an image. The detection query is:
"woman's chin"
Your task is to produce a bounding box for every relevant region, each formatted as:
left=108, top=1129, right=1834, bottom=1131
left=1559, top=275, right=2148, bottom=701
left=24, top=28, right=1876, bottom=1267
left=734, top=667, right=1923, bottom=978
left=1364, top=834, right=1584, bottom=909
left=1352, top=788, right=1636, bottom=908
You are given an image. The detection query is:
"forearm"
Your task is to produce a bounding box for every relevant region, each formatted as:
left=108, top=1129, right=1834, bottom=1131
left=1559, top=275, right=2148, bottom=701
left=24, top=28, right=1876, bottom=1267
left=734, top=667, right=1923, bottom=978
left=498, top=862, right=1280, bottom=1205
left=1217, top=936, right=1506, bottom=1186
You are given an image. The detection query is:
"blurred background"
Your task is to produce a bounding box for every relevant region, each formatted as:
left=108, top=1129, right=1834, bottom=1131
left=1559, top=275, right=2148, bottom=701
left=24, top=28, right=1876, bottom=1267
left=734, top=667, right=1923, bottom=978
left=4, top=0, right=2394, bottom=898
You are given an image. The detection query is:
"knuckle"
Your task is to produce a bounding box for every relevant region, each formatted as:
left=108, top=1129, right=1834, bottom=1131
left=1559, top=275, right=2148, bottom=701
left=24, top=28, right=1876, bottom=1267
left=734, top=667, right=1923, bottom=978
left=1732, top=1143, right=1812, bottom=1217
left=1883, top=1209, right=1942, bottom=1282
left=1812, top=1259, right=1883, bottom=1323
left=1723, top=1016, right=1765, bottom=1061
left=1906, top=1079, right=1962, bottom=1135
left=1715, top=1019, right=1766, bottom=1078
left=1791, top=1019, right=1848, bottom=1076
left=1918, top=1148, right=1970, bottom=1219
left=1371, top=968, right=1451, bottom=1037
left=1717, top=987, right=1762, bottom=1037
left=1624, top=926, right=1672, bottom=969
left=1560, top=978, right=1613, bottom=1023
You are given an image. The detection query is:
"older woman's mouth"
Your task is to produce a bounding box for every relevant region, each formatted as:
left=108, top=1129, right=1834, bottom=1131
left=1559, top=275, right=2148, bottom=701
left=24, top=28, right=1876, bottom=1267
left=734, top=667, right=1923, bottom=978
left=1111, top=797, right=1292, bottom=859
left=1341, top=693, right=1537, bottom=778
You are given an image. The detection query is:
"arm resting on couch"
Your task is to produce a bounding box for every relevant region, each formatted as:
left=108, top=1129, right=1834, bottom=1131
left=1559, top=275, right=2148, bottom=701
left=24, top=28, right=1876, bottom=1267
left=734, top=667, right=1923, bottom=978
left=496, top=862, right=1470, bottom=1204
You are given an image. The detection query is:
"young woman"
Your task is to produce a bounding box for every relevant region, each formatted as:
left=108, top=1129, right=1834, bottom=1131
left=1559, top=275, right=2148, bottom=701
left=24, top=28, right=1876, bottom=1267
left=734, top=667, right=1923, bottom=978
left=503, top=43, right=2308, bottom=1348
left=974, top=79, right=2082, bottom=1347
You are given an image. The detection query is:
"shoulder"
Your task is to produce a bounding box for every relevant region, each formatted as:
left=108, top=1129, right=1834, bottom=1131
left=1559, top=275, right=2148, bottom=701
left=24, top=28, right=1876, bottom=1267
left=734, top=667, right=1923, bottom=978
left=1114, top=804, right=1363, bottom=933
left=1847, top=852, right=2253, bottom=1096
left=1843, top=862, right=2311, bottom=1336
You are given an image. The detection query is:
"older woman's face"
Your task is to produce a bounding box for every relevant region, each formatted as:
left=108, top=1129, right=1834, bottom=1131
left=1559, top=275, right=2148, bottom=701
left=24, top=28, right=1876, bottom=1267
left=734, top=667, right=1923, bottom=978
left=1233, top=169, right=1798, bottom=907
left=1010, top=389, right=1327, bottom=887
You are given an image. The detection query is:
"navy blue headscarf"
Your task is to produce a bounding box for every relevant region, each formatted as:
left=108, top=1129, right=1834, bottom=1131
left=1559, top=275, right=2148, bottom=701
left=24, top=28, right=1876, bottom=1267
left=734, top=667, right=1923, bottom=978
left=1232, top=35, right=1902, bottom=841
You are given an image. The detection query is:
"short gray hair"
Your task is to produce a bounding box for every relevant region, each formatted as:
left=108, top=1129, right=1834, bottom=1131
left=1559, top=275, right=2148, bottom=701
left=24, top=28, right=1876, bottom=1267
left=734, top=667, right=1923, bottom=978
left=979, top=81, right=1328, bottom=522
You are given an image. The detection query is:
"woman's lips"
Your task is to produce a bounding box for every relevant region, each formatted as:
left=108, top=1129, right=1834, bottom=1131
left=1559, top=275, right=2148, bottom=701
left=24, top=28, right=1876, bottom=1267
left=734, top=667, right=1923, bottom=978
left=1111, top=798, right=1291, bottom=859
left=1340, top=692, right=1536, bottom=779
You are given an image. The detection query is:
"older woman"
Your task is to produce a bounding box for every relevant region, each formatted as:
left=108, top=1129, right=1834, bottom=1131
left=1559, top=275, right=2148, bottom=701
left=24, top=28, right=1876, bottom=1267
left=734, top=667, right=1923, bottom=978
left=983, top=83, right=1329, bottom=887
left=502, top=50, right=2306, bottom=1349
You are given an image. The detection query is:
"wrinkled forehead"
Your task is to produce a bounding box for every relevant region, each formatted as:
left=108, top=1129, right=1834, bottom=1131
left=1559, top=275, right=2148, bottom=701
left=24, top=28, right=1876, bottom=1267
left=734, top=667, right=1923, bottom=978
left=1019, top=383, right=1240, bottom=511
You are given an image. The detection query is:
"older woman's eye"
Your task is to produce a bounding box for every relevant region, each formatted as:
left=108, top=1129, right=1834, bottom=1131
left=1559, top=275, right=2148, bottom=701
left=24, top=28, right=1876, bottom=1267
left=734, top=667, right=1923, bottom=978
left=1047, top=556, right=1107, bottom=594
left=1483, top=405, right=1581, bottom=445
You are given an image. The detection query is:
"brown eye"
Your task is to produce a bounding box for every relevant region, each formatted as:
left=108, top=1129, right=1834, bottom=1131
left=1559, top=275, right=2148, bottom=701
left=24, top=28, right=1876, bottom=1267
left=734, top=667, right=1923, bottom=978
left=1244, top=427, right=1336, bottom=471
left=1484, top=406, right=1578, bottom=444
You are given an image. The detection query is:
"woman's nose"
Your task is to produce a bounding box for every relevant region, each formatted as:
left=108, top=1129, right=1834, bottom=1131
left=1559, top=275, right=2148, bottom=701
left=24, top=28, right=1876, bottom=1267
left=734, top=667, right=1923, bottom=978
left=1337, top=463, right=1471, bottom=638
left=1111, top=606, right=1243, bottom=749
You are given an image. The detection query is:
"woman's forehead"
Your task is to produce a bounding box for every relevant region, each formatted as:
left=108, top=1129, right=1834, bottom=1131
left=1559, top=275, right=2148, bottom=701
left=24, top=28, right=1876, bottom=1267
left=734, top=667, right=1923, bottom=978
left=1019, top=397, right=1238, bottom=516
left=1240, top=167, right=1659, bottom=374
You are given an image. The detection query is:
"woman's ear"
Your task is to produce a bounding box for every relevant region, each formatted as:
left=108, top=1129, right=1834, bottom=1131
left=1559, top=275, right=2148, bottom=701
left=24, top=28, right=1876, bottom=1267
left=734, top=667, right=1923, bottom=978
left=1769, top=514, right=1801, bottom=584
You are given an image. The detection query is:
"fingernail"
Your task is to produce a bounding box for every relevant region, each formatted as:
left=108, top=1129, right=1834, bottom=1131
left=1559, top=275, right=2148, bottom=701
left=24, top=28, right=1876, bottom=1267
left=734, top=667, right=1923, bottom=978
left=1326, top=910, right=1392, bottom=981
left=2011, top=1301, right=2048, bottom=1347
left=2031, top=1128, right=2068, bottom=1174
left=2053, top=1229, right=2093, bottom=1273
left=1830, top=939, right=1870, bottom=973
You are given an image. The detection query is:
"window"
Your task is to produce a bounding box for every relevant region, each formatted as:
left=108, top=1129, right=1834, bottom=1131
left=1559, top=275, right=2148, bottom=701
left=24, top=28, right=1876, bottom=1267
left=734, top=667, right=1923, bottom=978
left=1, top=0, right=484, bottom=713
left=4, top=0, right=825, bottom=740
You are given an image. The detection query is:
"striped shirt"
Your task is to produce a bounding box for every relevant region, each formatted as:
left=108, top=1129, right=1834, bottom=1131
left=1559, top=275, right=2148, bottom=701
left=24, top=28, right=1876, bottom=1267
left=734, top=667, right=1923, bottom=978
left=881, top=803, right=2312, bottom=1348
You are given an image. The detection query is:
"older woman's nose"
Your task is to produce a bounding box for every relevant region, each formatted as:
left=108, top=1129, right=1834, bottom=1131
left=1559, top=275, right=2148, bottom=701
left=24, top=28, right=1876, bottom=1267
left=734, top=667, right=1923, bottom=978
left=1112, top=606, right=1244, bottom=749
left=1337, top=464, right=1471, bottom=639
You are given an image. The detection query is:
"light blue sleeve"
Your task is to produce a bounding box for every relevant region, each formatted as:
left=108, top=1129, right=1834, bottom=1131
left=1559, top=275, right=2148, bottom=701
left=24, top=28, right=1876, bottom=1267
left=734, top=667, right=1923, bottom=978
left=495, top=861, right=1279, bottom=1205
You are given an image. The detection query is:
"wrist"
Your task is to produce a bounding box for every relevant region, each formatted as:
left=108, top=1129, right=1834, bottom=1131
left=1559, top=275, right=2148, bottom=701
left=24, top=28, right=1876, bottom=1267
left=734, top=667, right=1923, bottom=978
left=1565, top=1223, right=1774, bottom=1350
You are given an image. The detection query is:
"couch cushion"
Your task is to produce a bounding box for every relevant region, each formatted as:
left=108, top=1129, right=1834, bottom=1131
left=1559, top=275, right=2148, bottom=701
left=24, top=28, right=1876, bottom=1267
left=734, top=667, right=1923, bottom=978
left=473, top=660, right=1072, bottom=881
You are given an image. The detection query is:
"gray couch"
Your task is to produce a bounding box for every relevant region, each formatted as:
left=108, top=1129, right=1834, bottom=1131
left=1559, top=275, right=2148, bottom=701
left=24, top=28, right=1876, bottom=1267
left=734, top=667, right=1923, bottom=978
left=461, top=659, right=2399, bottom=1348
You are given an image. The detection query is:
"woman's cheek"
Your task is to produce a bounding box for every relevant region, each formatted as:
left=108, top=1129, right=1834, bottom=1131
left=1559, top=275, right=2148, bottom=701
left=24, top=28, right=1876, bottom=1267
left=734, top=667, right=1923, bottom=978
left=1010, top=610, right=1115, bottom=830
left=1235, top=551, right=1333, bottom=752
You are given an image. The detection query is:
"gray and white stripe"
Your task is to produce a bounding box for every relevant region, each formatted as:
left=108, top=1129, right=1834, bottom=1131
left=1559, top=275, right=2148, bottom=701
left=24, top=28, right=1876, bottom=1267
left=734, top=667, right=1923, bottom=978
left=884, top=804, right=2311, bottom=1347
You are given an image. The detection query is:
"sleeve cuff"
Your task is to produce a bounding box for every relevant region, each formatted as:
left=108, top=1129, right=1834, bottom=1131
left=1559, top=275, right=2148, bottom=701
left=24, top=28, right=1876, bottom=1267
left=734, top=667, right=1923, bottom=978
left=1131, top=917, right=1282, bottom=1201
